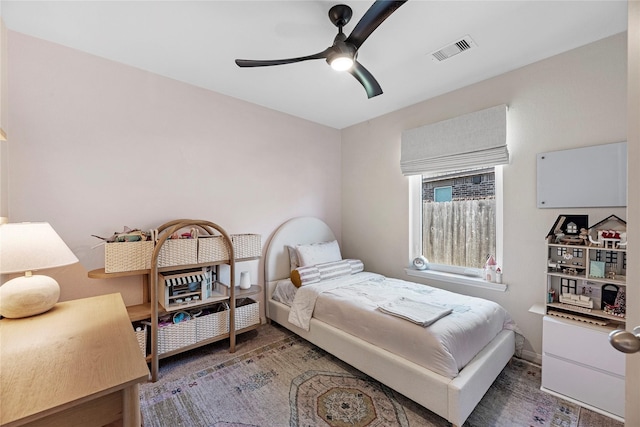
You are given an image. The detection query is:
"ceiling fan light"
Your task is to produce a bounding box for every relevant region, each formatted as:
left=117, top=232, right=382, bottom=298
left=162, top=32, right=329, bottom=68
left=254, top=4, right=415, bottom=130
left=330, top=56, right=354, bottom=71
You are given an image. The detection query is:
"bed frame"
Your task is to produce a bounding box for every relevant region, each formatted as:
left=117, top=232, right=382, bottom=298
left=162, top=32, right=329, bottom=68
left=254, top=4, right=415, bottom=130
left=264, top=217, right=515, bottom=427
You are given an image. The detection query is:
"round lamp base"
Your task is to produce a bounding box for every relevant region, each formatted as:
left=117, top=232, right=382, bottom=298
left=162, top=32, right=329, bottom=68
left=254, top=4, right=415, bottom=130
left=0, top=275, right=60, bottom=318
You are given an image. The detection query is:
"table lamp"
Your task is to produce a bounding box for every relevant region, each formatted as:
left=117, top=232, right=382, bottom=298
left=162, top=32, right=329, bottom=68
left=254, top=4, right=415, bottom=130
left=0, top=222, right=79, bottom=318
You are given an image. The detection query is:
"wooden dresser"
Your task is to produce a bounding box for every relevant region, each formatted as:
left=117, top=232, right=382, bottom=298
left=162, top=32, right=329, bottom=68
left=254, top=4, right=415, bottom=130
left=0, top=293, right=150, bottom=427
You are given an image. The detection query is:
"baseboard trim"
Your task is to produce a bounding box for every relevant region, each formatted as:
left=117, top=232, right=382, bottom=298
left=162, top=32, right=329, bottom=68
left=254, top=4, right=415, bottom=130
left=520, top=349, right=542, bottom=365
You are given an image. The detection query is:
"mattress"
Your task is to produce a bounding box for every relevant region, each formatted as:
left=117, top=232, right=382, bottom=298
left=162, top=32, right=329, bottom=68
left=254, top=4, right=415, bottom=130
left=272, top=272, right=517, bottom=378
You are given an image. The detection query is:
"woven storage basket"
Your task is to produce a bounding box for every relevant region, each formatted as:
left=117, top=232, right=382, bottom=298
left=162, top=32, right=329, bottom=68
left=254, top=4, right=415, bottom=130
left=157, top=238, right=198, bottom=268
left=235, top=298, right=260, bottom=330
left=105, top=240, right=153, bottom=273
left=197, top=235, right=229, bottom=263
left=231, top=234, right=261, bottom=259
left=134, top=326, right=147, bottom=358
left=157, top=319, right=197, bottom=355
left=196, top=309, right=230, bottom=341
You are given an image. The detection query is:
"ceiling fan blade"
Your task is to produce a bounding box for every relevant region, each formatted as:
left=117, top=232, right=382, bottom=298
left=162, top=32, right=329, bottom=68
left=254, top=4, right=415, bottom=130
left=345, top=0, right=407, bottom=49
left=235, top=49, right=330, bottom=67
left=348, top=61, right=383, bottom=98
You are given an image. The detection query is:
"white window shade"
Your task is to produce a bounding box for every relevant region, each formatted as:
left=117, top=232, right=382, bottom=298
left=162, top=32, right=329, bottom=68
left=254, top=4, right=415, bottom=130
left=401, top=105, right=508, bottom=176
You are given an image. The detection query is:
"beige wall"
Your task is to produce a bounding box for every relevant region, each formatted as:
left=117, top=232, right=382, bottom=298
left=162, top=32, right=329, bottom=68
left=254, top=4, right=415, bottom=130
left=341, top=33, right=628, bottom=359
left=5, top=28, right=630, bottom=360
left=6, top=31, right=342, bottom=306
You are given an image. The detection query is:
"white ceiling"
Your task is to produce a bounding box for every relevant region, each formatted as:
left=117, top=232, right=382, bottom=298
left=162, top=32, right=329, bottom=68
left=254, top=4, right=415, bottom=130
left=1, top=1, right=628, bottom=129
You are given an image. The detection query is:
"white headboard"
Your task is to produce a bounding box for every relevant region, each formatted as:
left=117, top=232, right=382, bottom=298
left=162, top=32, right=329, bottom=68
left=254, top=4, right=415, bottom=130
left=263, top=217, right=336, bottom=320
left=264, top=216, right=336, bottom=318
left=264, top=216, right=336, bottom=284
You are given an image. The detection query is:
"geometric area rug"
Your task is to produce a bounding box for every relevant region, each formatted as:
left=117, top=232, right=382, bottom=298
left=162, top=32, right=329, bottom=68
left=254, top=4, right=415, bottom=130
left=140, top=324, right=623, bottom=427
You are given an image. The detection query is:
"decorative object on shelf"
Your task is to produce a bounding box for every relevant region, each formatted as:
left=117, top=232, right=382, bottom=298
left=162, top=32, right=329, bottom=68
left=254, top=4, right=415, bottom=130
left=92, top=226, right=152, bottom=243
left=157, top=229, right=199, bottom=268
left=231, top=234, right=262, bottom=259
left=172, top=311, right=192, bottom=323
left=495, top=267, right=502, bottom=284
left=132, top=323, right=147, bottom=357
left=239, top=271, right=251, bottom=290
left=559, top=293, right=593, bottom=311
left=601, top=284, right=620, bottom=310
left=603, top=286, right=626, bottom=318
left=0, top=222, right=79, bottom=318
left=546, top=215, right=588, bottom=244
left=235, top=298, right=260, bottom=330
left=587, top=214, right=627, bottom=249
left=197, top=233, right=261, bottom=263
left=93, top=226, right=154, bottom=273
left=197, top=235, right=229, bottom=263
left=484, top=254, right=497, bottom=282
left=578, top=228, right=589, bottom=245
left=158, top=267, right=213, bottom=310
left=589, top=260, right=606, bottom=278
left=412, top=255, right=428, bottom=270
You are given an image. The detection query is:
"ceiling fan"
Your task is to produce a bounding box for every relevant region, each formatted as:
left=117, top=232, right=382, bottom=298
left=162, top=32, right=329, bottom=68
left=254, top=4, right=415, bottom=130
left=235, top=1, right=407, bottom=99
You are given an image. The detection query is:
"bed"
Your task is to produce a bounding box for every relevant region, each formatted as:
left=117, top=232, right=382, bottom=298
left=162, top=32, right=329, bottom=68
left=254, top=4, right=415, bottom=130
left=264, top=217, right=517, bottom=427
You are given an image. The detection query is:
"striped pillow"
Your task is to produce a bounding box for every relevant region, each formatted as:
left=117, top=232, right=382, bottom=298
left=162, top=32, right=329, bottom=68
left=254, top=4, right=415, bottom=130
left=290, top=259, right=364, bottom=288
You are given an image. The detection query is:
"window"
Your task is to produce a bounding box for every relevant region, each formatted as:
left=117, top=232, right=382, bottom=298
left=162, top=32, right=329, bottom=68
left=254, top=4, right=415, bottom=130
left=401, top=105, right=508, bottom=289
left=408, top=167, right=504, bottom=288
left=421, top=169, right=496, bottom=271
left=433, top=186, right=453, bottom=202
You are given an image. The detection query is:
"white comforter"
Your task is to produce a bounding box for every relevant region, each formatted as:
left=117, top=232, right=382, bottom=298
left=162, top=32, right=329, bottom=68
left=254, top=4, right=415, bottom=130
left=273, top=272, right=518, bottom=378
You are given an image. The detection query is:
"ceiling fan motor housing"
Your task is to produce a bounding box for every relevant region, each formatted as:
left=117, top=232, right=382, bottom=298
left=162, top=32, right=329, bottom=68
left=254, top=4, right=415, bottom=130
left=328, top=4, right=353, bottom=28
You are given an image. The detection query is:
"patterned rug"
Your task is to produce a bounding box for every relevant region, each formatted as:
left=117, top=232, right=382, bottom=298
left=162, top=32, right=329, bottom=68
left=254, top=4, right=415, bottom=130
left=139, top=324, right=623, bottom=427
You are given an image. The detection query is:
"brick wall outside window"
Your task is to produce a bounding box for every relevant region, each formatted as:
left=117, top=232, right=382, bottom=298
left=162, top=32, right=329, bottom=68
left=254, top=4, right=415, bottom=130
left=422, top=171, right=495, bottom=201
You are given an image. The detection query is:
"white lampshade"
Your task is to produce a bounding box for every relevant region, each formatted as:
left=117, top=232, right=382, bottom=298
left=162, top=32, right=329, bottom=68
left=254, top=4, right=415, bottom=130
left=0, top=222, right=79, bottom=318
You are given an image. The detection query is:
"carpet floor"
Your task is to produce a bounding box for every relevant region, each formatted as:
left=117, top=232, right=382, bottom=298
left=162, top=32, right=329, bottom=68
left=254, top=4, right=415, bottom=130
left=140, top=323, right=624, bottom=427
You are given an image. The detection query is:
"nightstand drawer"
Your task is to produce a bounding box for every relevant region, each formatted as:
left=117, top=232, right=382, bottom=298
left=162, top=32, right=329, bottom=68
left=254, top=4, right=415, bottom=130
left=542, top=354, right=624, bottom=417
left=543, top=316, right=624, bottom=375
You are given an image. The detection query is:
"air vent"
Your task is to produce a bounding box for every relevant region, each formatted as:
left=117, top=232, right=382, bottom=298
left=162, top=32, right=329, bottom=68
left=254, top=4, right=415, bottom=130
left=430, top=35, right=476, bottom=62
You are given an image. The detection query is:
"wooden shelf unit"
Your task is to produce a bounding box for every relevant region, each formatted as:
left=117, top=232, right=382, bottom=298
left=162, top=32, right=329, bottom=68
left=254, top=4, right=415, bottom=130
left=88, top=219, right=262, bottom=382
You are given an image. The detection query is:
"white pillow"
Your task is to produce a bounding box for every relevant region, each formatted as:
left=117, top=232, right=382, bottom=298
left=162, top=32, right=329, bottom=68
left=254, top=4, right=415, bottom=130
left=295, top=240, right=342, bottom=267
left=287, top=245, right=300, bottom=271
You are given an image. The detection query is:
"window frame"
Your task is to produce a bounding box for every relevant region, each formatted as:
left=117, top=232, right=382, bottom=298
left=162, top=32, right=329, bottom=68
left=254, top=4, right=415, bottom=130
left=407, top=167, right=506, bottom=292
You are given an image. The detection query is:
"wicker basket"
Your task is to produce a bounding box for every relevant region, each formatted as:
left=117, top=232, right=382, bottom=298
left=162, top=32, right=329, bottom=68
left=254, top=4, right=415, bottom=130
left=196, top=308, right=230, bottom=341
left=157, top=238, right=198, bottom=268
left=197, top=235, right=229, bottom=263
left=134, top=325, right=147, bottom=358
left=157, top=319, right=197, bottom=355
left=235, top=298, right=260, bottom=330
left=105, top=240, right=154, bottom=273
left=231, top=234, right=261, bottom=259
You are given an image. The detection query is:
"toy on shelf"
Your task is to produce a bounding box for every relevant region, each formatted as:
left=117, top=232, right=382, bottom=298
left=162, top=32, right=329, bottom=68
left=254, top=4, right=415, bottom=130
left=559, top=292, right=593, bottom=312
left=603, top=286, right=626, bottom=318
left=546, top=215, right=589, bottom=245
left=587, top=215, right=627, bottom=249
